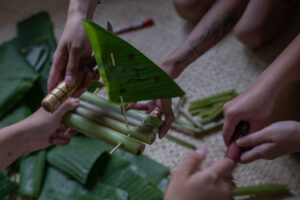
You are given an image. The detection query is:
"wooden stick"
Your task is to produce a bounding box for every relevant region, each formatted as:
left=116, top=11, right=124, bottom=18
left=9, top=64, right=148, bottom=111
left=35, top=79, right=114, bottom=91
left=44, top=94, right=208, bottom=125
left=64, top=128, right=71, bottom=136
left=110, top=143, right=122, bottom=154
left=110, top=53, right=116, bottom=66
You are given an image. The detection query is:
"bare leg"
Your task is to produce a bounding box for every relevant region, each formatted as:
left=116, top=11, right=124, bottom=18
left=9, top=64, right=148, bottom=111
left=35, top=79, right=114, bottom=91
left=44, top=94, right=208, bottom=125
left=233, top=0, right=298, bottom=48
left=172, top=0, right=217, bottom=22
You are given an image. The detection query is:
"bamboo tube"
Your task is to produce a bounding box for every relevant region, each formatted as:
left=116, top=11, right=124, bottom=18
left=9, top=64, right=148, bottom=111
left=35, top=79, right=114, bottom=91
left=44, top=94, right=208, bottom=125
left=75, top=106, right=156, bottom=144
left=63, top=112, right=145, bottom=155
left=232, top=184, right=290, bottom=196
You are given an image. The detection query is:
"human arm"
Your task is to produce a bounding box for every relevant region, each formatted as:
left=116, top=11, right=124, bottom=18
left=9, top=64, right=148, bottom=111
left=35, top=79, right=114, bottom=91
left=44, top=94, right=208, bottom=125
left=47, top=0, right=98, bottom=91
left=0, top=98, right=79, bottom=170
left=165, top=147, right=235, bottom=200
left=236, top=121, right=300, bottom=163
left=223, top=33, right=300, bottom=146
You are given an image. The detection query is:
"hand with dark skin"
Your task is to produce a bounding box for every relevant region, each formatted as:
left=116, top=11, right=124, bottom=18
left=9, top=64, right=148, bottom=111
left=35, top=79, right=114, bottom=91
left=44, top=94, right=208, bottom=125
left=47, top=0, right=98, bottom=92
left=165, top=147, right=236, bottom=200
left=0, top=98, right=79, bottom=170
left=128, top=0, right=249, bottom=138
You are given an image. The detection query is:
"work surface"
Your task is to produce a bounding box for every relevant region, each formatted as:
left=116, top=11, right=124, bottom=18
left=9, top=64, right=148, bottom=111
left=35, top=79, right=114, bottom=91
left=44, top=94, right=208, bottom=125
left=0, top=0, right=299, bottom=199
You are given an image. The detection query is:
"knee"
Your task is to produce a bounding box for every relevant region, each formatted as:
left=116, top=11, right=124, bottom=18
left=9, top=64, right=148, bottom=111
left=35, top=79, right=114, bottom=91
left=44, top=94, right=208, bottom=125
left=173, top=0, right=212, bottom=22
left=233, top=24, right=265, bottom=48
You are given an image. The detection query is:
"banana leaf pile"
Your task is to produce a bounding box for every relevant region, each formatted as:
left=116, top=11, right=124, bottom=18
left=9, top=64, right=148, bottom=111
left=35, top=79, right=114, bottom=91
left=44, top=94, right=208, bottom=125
left=2, top=136, right=170, bottom=200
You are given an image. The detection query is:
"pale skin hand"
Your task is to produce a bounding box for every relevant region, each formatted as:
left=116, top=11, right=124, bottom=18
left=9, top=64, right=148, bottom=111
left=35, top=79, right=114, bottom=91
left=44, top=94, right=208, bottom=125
left=48, top=0, right=98, bottom=91
left=236, top=121, right=300, bottom=163
left=128, top=0, right=249, bottom=138
left=0, top=98, right=79, bottom=170
left=165, top=147, right=235, bottom=200
left=223, top=34, right=300, bottom=146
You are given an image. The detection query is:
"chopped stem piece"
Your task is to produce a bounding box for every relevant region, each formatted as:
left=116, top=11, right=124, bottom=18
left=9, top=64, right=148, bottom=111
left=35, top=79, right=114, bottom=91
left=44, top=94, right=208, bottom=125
left=179, top=108, right=202, bottom=129
left=232, top=184, right=290, bottom=197
left=165, top=134, right=196, bottom=150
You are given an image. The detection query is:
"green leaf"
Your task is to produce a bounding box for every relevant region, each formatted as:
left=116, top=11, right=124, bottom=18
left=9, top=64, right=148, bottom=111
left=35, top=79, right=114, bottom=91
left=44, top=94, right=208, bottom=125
left=102, top=165, right=163, bottom=200
left=0, top=171, right=18, bottom=198
left=47, top=136, right=111, bottom=187
left=18, top=150, right=46, bottom=198
left=120, top=152, right=170, bottom=184
left=0, top=105, right=31, bottom=128
left=157, top=177, right=170, bottom=193
left=82, top=20, right=185, bottom=104
left=38, top=167, right=128, bottom=200
left=86, top=81, right=104, bottom=93
left=0, top=41, right=39, bottom=119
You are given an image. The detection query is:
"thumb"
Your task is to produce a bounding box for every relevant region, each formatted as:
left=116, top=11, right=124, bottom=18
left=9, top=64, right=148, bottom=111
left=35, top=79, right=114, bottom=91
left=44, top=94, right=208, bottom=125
left=54, top=98, right=79, bottom=119
left=174, top=147, right=207, bottom=180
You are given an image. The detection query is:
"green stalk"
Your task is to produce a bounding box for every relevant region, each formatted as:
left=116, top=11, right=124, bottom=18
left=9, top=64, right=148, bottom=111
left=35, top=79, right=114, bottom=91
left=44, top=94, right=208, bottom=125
left=189, top=90, right=236, bottom=111
left=75, top=106, right=156, bottom=144
left=232, top=184, right=290, bottom=197
left=174, top=118, right=195, bottom=129
left=80, top=92, right=163, bottom=128
left=165, top=134, right=196, bottom=150
left=195, top=118, right=224, bottom=136
left=179, top=108, right=202, bottom=128
left=200, top=105, right=223, bottom=124
left=0, top=172, right=18, bottom=198
left=174, top=97, right=187, bottom=118
left=171, top=123, right=200, bottom=135
left=63, top=112, right=145, bottom=155
left=199, top=103, right=222, bottom=118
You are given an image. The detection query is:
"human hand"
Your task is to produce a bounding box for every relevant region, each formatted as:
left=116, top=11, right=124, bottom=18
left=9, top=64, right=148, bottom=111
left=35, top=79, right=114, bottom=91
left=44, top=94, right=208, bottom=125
left=165, top=147, right=235, bottom=200
left=47, top=11, right=96, bottom=91
left=236, top=121, right=300, bottom=163
left=222, top=83, right=277, bottom=146
left=25, top=98, right=79, bottom=152
left=126, top=99, right=174, bottom=138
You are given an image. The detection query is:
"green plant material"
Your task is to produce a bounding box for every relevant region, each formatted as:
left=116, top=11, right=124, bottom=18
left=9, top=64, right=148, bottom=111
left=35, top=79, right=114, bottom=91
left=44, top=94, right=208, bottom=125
left=102, top=165, right=163, bottom=200
left=38, top=167, right=128, bottom=200
left=165, top=134, right=197, bottom=150
left=174, top=118, right=195, bottom=129
left=82, top=20, right=185, bottom=104
left=63, top=113, right=145, bottom=155
left=0, top=41, right=39, bottom=119
left=47, top=136, right=110, bottom=187
left=120, top=152, right=170, bottom=184
left=80, top=92, right=163, bottom=128
left=198, top=103, right=222, bottom=118
left=171, top=123, right=200, bottom=135
left=17, top=12, right=57, bottom=110
left=179, top=108, right=202, bottom=128
left=189, top=90, right=236, bottom=111
left=0, top=105, right=31, bottom=128
left=232, top=184, right=290, bottom=197
left=75, top=106, right=155, bottom=144
left=174, top=97, right=187, bottom=117
left=194, top=118, right=224, bottom=137
left=18, top=151, right=46, bottom=198
left=200, top=105, right=223, bottom=124
left=157, top=177, right=170, bottom=193
left=87, top=81, right=104, bottom=93
left=0, top=171, right=18, bottom=198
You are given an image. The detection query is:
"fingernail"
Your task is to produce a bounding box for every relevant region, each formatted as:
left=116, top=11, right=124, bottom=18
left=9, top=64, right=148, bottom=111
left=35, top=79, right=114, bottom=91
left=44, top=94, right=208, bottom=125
left=236, top=138, right=243, bottom=145
left=65, top=76, right=73, bottom=84
left=196, top=147, right=206, bottom=156
left=71, top=98, right=80, bottom=105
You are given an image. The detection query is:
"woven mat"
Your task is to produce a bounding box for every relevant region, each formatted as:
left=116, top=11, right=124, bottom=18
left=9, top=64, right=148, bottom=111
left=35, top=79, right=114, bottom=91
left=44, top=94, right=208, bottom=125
left=0, top=0, right=299, bottom=199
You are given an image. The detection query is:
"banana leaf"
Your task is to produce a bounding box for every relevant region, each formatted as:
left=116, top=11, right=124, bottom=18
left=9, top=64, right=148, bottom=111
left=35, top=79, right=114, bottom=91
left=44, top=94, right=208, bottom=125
left=87, top=81, right=104, bottom=93
left=157, top=177, right=170, bottom=193
left=0, top=105, right=31, bottom=128
left=0, top=171, right=18, bottom=199
left=47, top=136, right=110, bottom=187
left=102, top=165, right=163, bottom=200
left=19, top=150, right=46, bottom=198
left=0, top=41, right=39, bottom=119
left=82, top=20, right=185, bottom=104
left=38, top=167, right=128, bottom=200
left=120, top=152, right=170, bottom=184
left=16, top=12, right=57, bottom=110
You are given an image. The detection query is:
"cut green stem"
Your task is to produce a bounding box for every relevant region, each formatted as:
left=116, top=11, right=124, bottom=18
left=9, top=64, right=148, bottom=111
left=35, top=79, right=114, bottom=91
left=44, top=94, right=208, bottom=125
left=179, top=108, right=202, bottom=129
left=63, top=112, right=145, bottom=155
left=165, top=134, right=196, bottom=150
left=232, top=184, right=290, bottom=197
left=75, top=106, right=155, bottom=144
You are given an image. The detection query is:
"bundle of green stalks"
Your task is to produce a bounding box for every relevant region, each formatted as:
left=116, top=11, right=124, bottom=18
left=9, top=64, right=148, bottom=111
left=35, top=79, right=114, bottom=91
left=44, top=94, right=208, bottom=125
left=63, top=92, right=163, bottom=155
left=170, top=90, right=237, bottom=137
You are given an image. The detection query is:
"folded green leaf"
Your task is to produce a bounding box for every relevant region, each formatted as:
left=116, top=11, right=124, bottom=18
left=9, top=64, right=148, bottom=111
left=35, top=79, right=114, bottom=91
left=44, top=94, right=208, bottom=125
left=82, top=20, right=185, bottom=104
left=0, top=105, right=31, bottom=128
left=38, top=167, right=128, bottom=200
left=47, top=136, right=110, bottom=187
left=102, top=165, right=163, bottom=200
left=0, top=171, right=18, bottom=198
left=120, top=152, right=170, bottom=184
left=19, top=150, right=46, bottom=198
left=0, top=41, right=39, bottom=119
